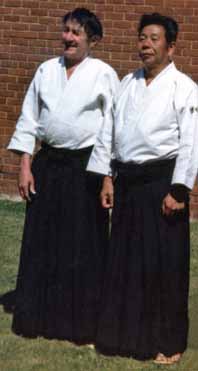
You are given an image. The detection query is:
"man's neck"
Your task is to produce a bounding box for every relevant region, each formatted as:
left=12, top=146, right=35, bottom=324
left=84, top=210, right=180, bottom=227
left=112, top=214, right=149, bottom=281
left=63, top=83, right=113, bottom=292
left=144, top=61, right=171, bottom=85
left=64, top=56, right=88, bottom=78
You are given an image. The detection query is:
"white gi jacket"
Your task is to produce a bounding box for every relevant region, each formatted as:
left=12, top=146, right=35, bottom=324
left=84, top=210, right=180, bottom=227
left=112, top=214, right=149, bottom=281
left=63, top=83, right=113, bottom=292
left=8, top=56, right=119, bottom=154
left=87, top=62, right=198, bottom=190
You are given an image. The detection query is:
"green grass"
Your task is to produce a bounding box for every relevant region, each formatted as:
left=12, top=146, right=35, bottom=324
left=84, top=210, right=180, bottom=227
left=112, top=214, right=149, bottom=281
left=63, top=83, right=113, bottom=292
left=0, top=200, right=198, bottom=370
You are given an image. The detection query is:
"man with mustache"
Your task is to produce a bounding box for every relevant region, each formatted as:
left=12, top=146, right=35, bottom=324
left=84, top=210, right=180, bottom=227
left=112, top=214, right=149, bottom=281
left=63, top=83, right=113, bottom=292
left=87, top=13, right=198, bottom=365
left=8, top=8, right=119, bottom=342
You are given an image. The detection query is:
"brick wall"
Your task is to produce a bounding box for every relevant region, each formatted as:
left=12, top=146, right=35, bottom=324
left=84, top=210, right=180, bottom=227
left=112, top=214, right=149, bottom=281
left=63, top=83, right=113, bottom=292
left=0, top=0, right=198, bottom=216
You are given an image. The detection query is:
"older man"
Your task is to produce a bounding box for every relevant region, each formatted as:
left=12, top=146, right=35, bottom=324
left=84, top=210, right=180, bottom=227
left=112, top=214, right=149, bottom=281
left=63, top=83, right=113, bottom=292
left=87, top=13, right=198, bottom=364
left=8, top=8, right=119, bottom=342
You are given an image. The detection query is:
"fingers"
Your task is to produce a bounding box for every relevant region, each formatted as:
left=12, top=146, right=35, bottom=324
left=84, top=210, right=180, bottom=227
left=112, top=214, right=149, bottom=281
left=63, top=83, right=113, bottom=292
left=100, top=176, right=114, bottom=208
left=161, top=202, right=175, bottom=216
left=100, top=191, right=114, bottom=208
left=161, top=202, right=185, bottom=216
left=108, top=192, right=114, bottom=208
left=18, top=174, right=36, bottom=202
left=18, top=184, right=30, bottom=201
left=162, top=193, right=185, bottom=216
left=18, top=182, right=32, bottom=201
left=162, top=207, right=175, bottom=217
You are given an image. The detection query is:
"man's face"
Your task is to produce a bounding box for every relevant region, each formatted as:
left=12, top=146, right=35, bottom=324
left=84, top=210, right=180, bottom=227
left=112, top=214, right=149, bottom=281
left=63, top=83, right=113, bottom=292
left=138, top=24, right=175, bottom=70
left=62, top=19, right=92, bottom=63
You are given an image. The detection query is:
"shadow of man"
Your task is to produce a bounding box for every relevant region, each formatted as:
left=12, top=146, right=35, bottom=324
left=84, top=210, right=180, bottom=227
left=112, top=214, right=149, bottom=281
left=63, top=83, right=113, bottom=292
left=0, top=290, right=16, bottom=313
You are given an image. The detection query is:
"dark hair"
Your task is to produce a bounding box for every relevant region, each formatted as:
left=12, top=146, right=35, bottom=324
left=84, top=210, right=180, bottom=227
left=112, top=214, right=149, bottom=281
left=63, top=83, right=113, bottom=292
left=138, top=13, right=178, bottom=44
left=63, top=8, right=103, bottom=41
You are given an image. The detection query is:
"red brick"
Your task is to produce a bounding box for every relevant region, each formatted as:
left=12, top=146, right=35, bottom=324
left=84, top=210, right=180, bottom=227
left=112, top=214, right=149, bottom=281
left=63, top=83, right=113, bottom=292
left=145, top=0, right=164, bottom=4
left=38, top=32, right=60, bottom=40
left=28, top=39, right=46, bottom=47
left=4, top=15, right=20, bottom=22
left=7, top=112, right=19, bottom=120
left=0, top=23, right=12, bottom=30
left=10, top=38, right=29, bottom=46
left=175, top=57, right=192, bottom=66
left=6, top=30, right=38, bottom=39
left=11, top=23, right=30, bottom=31
left=183, top=48, right=198, bottom=57
left=39, top=17, right=58, bottom=25
left=22, top=1, right=40, bottom=8
left=105, top=12, right=125, bottom=21
left=0, top=66, right=9, bottom=74
left=174, top=8, right=194, bottom=16
left=48, top=10, right=66, bottom=18
left=13, top=8, right=29, bottom=15
left=4, top=0, right=22, bottom=7
left=20, top=16, right=39, bottom=23
left=0, top=75, right=17, bottom=83
left=29, top=24, right=47, bottom=32
left=183, top=32, right=198, bottom=41
left=38, top=2, right=59, bottom=9
left=30, top=9, right=49, bottom=17
left=183, top=65, right=198, bottom=73
left=17, top=61, right=37, bottom=69
left=180, top=24, right=194, bottom=32
left=0, top=7, right=14, bottom=14
left=95, top=5, right=114, bottom=12
left=126, top=0, right=144, bottom=3
left=192, top=57, right=198, bottom=65
left=135, top=6, right=155, bottom=14
left=165, top=0, right=185, bottom=6
left=184, top=0, right=198, bottom=6
left=0, top=112, right=8, bottom=119
left=185, top=16, right=198, bottom=24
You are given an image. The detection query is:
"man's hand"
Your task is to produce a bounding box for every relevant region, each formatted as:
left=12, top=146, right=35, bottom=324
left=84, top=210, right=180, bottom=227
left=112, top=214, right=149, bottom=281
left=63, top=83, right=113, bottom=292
left=18, top=153, right=36, bottom=201
left=100, top=176, right=114, bottom=208
left=161, top=193, right=185, bottom=217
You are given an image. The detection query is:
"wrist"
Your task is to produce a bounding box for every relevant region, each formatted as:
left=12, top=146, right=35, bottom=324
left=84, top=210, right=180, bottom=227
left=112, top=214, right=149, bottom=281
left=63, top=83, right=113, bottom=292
left=103, top=175, right=113, bottom=184
left=169, top=184, right=189, bottom=202
left=20, top=153, right=32, bottom=170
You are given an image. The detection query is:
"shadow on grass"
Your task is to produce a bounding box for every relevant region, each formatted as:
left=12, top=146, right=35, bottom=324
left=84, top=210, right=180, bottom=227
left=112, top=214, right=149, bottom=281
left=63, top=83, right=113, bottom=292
left=188, top=293, right=198, bottom=350
left=0, top=289, right=16, bottom=313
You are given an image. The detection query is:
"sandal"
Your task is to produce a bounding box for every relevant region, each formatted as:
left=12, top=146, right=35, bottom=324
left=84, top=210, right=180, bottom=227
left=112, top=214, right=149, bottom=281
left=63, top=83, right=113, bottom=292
left=86, top=344, right=95, bottom=349
left=154, top=352, right=182, bottom=365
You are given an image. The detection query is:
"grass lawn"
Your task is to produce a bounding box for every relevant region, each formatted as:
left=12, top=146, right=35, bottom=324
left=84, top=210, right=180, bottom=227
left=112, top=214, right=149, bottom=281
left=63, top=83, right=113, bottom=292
left=0, top=199, right=198, bottom=371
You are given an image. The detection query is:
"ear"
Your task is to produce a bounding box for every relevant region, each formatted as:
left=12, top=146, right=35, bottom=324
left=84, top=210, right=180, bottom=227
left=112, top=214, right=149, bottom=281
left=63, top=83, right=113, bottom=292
left=89, top=35, right=101, bottom=48
left=168, top=41, right=176, bottom=60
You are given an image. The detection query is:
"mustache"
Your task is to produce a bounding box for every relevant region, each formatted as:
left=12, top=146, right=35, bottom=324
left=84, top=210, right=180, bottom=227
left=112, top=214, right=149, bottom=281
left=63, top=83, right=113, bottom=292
left=63, top=41, right=78, bottom=48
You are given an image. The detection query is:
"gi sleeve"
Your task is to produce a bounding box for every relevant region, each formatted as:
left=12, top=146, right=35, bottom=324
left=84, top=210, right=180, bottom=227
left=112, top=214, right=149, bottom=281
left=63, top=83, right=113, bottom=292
left=171, top=82, right=198, bottom=190
left=7, top=66, right=42, bottom=155
left=87, top=68, right=120, bottom=176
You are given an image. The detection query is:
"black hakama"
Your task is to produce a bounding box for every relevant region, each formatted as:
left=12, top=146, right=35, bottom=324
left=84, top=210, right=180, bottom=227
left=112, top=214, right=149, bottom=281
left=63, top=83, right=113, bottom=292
left=12, top=144, right=109, bottom=343
left=96, top=159, right=190, bottom=360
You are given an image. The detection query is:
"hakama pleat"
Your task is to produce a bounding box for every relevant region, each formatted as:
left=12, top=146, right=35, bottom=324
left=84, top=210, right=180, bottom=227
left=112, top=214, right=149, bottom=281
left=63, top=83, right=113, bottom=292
left=12, top=145, right=109, bottom=343
left=96, top=159, right=190, bottom=360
